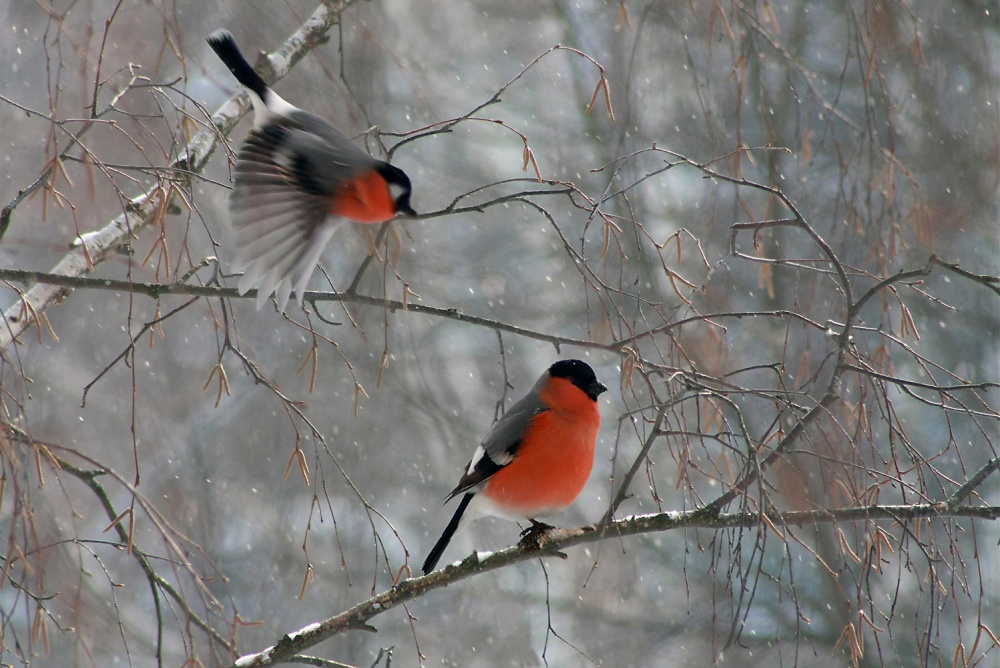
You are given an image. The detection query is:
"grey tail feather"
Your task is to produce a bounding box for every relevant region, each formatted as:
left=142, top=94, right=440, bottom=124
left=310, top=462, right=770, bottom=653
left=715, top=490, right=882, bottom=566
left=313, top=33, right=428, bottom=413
left=206, top=29, right=269, bottom=101
left=421, top=493, right=474, bottom=575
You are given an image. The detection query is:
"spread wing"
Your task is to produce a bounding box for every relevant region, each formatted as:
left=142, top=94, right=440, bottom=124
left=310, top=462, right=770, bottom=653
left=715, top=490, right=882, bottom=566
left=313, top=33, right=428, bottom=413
left=228, top=112, right=372, bottom=311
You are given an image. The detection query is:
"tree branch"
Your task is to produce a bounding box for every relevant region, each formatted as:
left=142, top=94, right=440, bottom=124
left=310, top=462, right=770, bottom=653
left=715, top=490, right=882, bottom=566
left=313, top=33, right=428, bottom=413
left=946, top=457, right=1000, bottom=507
left=229, top=503, right=999, bottom=667
left=0, top=268, right=609, bottom=352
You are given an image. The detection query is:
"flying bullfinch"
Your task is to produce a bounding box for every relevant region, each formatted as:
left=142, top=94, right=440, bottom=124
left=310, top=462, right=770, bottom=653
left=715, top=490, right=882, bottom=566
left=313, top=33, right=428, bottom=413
left=421, top=359, right=607, bottom=575
left=206, top=30, right=416, bottom=312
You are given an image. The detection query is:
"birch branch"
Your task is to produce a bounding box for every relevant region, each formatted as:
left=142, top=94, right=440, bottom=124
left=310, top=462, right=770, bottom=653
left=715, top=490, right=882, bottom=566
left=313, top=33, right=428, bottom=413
left=230, top=503, right=1000, bottom=667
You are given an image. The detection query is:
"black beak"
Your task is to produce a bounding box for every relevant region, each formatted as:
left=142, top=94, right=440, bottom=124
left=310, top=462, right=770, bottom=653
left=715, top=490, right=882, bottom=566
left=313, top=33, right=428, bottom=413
left=588, top=381, right=608, bottom=401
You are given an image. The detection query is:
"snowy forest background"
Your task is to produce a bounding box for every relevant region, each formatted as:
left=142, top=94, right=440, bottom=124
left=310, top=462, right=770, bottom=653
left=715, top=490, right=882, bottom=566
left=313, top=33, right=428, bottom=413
left=0, top=1, right=998, bottom=666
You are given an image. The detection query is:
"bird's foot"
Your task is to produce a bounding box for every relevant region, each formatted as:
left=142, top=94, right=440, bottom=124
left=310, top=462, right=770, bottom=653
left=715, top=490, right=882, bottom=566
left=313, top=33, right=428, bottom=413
left=517, top=520, right=567, bottom=558
left=519, top=518, right=554, bottom=539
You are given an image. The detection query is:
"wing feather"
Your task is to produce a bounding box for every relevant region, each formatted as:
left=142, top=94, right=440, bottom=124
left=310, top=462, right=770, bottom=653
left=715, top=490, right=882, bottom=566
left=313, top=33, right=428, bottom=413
left=446, top=380, right=549, bottom=499
left=226, top=112, right=377, bottom=311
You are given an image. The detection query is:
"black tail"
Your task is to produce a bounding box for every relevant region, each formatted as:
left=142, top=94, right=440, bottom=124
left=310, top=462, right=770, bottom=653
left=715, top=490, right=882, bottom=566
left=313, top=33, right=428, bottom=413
left=206, top=29, right=269, bottom=100
left=421, top=493, right=474, bottom=575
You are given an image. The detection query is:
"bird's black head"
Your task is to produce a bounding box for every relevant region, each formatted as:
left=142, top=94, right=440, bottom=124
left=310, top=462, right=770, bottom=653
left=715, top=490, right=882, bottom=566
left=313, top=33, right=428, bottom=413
left=549, top=359, right=607, bottom=401
left=376, top=162, right=416, bottom=217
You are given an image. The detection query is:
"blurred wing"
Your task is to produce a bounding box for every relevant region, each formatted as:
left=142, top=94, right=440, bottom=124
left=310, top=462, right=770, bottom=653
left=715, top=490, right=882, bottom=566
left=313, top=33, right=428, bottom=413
left=230, top=124, right=348, bottom=311
left=447, top=389, right=548, bottom=499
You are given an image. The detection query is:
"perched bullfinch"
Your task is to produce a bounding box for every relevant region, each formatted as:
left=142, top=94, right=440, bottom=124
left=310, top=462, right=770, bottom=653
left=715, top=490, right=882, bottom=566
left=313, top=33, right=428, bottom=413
left=206, top=30, right=416, bottom=312
left=421, top=359, right=607, bottom=575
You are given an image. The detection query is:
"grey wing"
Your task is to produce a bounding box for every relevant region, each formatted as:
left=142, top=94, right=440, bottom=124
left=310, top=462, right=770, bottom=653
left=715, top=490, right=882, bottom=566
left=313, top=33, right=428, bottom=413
left=281, top=110, right=376, bottom=195
left=230, top=126, right=339, bottom=311
left=480, top=390, right=547, bottom=465
left=447, top=390, right=548, bottom=499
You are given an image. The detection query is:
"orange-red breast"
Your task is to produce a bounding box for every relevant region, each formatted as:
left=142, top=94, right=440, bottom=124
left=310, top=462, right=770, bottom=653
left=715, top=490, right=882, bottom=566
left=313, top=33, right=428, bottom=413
left=206, top=30, right=415, bottom=312
left=421, top=359, right=607, bottom=574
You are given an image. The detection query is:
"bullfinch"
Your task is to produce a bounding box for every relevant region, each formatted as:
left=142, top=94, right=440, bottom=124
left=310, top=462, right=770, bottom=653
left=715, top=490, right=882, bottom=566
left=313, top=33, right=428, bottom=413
left=421, top=359, right=607, bottom=575
left=206, top=30, right=416, bottom=312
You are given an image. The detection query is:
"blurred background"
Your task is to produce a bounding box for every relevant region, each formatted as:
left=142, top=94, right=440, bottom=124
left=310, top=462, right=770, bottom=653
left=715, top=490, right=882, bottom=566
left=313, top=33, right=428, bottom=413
left=0, top=1, right=997, bottom=666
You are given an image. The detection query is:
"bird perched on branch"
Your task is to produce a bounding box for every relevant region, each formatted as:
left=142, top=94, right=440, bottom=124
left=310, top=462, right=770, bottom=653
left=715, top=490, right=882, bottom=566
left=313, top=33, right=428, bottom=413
left=206, top=29, right=416, bottom=312
left=422, top=359, right=607, bottom=575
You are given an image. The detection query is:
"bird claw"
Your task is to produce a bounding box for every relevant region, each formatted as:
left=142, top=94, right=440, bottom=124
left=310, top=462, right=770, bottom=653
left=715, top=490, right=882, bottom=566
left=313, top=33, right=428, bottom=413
left=517, top=520, right=567, bottom=558
left=518, top=519, right=554, bottom=540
